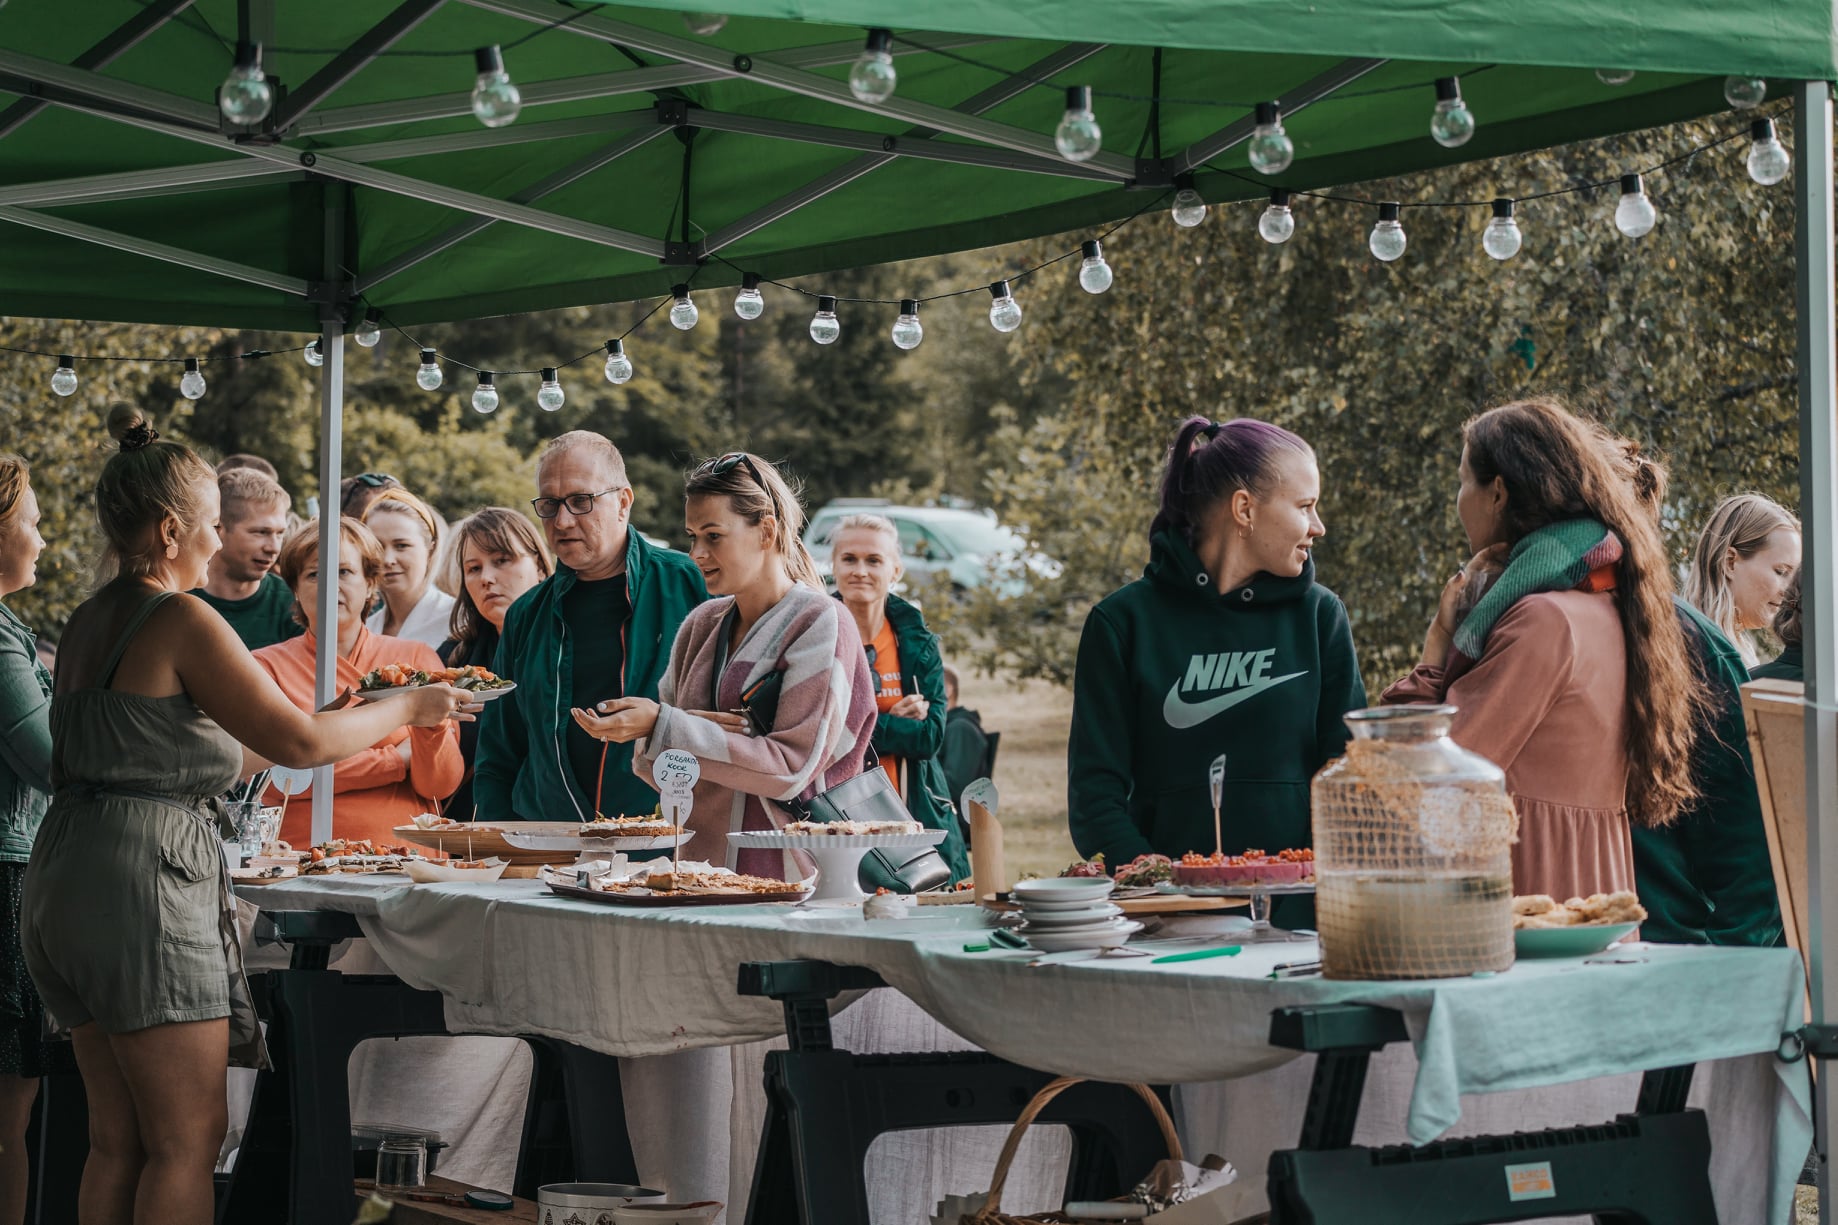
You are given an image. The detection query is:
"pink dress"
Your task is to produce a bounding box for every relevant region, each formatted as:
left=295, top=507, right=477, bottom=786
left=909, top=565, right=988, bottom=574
left=1382, top=590, right=1632, bottom=900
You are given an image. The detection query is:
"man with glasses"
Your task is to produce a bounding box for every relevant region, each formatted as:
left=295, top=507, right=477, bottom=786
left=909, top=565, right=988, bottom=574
left=473, top=432, right=707, bottom=822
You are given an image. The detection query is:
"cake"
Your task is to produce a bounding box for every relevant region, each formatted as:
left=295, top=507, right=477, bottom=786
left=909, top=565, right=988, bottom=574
left=1172, top=848, right=1314, bottom=887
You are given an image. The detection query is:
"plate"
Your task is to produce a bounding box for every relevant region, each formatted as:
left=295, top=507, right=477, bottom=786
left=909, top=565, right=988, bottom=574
left=1023, top=919, right=1143, bottom=953
left=544, top=878, right=812, bottom=907
left=360, top=682, right=517, bottom=702
left=727, top=830, right=947, bottom=851
left=1153, top=881, right=1317, bottom=898
left=1513, top=921, right=1638, bottom=958
left=1011, top=877, right=1115, bottom=901
left=1015, top=895, right=1124, bottom=914
left=503, top=829, right=693, bottom=853
left=1015, top=904, right=1124, bottom=928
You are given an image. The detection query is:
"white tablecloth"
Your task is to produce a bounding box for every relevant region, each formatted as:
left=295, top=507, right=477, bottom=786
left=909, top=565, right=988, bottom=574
left=241, top=876, right=1812, bottom=1224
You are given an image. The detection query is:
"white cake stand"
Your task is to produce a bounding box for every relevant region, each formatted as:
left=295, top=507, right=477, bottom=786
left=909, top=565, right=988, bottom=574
left=1153, top=880, right=1317, bottom=942
left=727, top=829, right=947, bottom=904
left=501, top=828, right=693, bottom=866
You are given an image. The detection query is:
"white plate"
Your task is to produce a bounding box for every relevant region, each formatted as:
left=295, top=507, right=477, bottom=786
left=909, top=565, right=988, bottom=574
left=502, top=829, right=693, bottom=853
left=1016, top=904, right=1124, bottom=928
left=1153, top=881, right=1317, bottom=898
left=360, top=681, right=518, bottom=702
left=1011, top=877, right=1115, bottom=901
left=1016, top=895, right=1123, bottom=914
left=727, top=830, right=947, bottom=851
left=1023, top=919, right=1142, bottom=953
left=1021, top=914, right=1135, bottom=936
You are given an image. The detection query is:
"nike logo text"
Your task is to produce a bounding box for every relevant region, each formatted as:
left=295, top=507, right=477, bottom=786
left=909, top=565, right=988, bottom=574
left=1162, top=667, right=1307, bottom=730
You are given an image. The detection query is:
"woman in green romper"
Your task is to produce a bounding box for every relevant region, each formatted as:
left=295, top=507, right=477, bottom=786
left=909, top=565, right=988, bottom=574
left=20, top=407, right=474, bottom=1225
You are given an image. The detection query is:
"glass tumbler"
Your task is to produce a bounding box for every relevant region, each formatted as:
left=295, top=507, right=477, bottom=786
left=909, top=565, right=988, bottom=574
left=227, top=801, right=261, bottom=863
left=374, top=1136, right=427, bottom=1190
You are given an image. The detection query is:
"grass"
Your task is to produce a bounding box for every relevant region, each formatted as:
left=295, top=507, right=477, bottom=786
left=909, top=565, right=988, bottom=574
left=954, top=667, right=1077, bottom=880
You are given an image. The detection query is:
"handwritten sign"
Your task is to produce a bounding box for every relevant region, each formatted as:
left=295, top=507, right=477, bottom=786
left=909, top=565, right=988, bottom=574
left=652, top=750, right=701, bottom=826
left=960, top=777, right=998, bottom=818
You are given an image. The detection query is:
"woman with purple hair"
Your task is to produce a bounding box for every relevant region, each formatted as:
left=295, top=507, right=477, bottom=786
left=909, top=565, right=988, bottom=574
left=1068, top=417, right=1365, bottom=922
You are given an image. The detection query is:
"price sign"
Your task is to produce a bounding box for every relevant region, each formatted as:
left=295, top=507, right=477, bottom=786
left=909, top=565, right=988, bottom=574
left=652, top=750, right=701, bottom=826
left=960, top=777, right=999, bottom=818
left=268, top=764, right=314, bottom=798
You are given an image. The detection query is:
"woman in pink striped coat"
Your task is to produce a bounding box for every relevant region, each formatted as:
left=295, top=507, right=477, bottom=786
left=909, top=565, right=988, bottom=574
left=574, top=452, right=876, bottom=880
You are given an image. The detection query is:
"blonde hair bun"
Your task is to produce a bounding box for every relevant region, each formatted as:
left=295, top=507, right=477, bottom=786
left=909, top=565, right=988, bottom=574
left=106, top=404, right=150, bottom=445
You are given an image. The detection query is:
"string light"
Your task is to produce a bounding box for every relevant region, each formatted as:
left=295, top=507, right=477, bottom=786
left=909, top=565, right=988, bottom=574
left=683, top=12, right=727, bottom=35
left=849, top=30, right=896, bottom=104
left=734, top=273, right=765, bottom=320
left=988, top=281, right=1023, bottom=332
left=354, top=311, right=382, bottom=348
left=180, top=357, right=206, bottom=400
left=668, top=284, right=699, bottom=330
left=603, top=339, right=634, bottom=384
left=471, top=47, right=521, bottom=128
left=472, top=372, right=499, bottom=414
left=1077, top=240, right=1113, bottom=293
left=537, top=368, right=565, bottom=411
left=1055, top=87, right=1103, bottom=162
left=810, top=296, right=841, bottom=344
left=1748, top=118, right=1790, bottom=185
left=50, top=356, right=76, bottom=398
left=1247, top=103, right=1294, bottom=175
left=1614, top=173, right=1657, bottom=237
left=1171, top=179, right=1208, bottom=228
left=303, top=338, right=324, bottom=367
left=891, top=299, right=924, bottom=350
left=1369, top=202, right=1407, bottom=262
left=1431, top=77, right=1475, bottom=148
left=1725, top=77, right=1767, bottom=110
left=1596, top=68, right=1635, bottom=86
left=1481, top=198, right=1521, bottom=260
left=416, top=349, right=443, bottom=390
left=220, top=42, right=273, bottom=126
left=1258, top=189, right=1295, bottom=243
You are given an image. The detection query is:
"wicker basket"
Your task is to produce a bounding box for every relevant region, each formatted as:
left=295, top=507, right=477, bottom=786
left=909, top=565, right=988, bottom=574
left=960, top=1077, right=1182, bottom=1225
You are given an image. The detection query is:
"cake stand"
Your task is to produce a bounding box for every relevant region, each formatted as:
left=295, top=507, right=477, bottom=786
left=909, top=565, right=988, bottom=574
left=500, top=827, right=694, bottom=866
left=727, top=829, right=947, bottom=904
left=1152, top=880, right=1316, bottom=942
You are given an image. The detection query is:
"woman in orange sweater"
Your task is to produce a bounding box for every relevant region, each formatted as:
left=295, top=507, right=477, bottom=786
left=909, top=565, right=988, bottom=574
left=255, top=518, right=462, bottom=845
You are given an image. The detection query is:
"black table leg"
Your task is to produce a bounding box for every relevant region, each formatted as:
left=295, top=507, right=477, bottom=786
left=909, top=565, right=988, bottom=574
left=514, top=1035, right=638, bottom=1198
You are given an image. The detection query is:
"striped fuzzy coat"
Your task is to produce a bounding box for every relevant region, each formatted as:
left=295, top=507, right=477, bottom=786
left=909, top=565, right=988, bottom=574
left=635, top=582, right=875, bottom=878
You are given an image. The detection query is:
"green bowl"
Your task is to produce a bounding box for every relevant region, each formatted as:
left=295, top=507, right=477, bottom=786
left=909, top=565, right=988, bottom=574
left=1513, top=921, right=1638, bottom=959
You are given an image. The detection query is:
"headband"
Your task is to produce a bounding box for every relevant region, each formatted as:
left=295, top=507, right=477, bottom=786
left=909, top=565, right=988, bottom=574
left=365, top=490, right=440, bottom=545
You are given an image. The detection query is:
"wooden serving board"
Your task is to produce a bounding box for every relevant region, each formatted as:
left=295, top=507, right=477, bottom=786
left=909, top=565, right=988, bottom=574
left=983, top=895, right=1247, bottom=916
left=392, top=822, right=579, bottom=866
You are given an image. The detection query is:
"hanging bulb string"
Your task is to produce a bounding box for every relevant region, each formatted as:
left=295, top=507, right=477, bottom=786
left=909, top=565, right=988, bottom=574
left=0, top=342, right=305, bottom=364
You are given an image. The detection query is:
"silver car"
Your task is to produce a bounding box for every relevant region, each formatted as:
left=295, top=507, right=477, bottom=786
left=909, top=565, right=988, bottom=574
left=804, top=499, right=1059, bottom=596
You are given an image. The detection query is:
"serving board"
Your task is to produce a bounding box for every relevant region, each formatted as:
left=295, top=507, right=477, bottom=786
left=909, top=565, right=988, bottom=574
left=393, top=822, right=582, bottom=866
left=985, top=894, right=1247, bottom=916
left=544, top=878, right=812, bottom=907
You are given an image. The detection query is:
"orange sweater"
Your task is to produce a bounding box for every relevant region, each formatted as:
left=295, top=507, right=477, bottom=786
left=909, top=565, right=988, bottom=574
left=252, top=627, right=463, bottom=847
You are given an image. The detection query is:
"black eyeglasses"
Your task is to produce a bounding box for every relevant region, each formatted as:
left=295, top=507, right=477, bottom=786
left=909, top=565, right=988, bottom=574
left=698, top=452, right=778, bottom=515
left=531, top=487, right=625, bottom=519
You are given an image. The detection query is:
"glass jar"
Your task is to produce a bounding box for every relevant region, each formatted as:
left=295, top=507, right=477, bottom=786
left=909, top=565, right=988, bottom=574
left=374, top=1135, right=427, bottom=1190
left=1311, top=706, right=1517, bottom=979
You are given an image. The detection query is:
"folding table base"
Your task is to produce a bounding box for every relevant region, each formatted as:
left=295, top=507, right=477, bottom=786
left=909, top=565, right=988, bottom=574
left=1266, top=1003, right=1717, bottom=1225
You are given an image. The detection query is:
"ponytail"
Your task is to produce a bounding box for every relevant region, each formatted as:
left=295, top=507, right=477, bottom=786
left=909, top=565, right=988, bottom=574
left=1151, top=415, right=1314, bottom=547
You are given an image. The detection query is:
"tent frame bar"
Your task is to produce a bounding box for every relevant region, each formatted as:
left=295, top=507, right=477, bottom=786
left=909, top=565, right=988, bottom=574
left=0, top=48, right=218, bottom=131
left=0, top=0, right=197, bottom=142
left=0, top=160, right=292, bottom=207
left=0, top=203, right=310, bottom=294
left=272, top=0, right=447, bottom=132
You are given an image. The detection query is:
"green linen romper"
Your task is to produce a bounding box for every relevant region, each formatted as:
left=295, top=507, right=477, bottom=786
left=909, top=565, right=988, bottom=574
left=20, top=590, right=267, bottom=1066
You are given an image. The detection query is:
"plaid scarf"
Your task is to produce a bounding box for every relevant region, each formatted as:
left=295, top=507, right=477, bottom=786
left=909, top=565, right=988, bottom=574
left=1448, top=519, right=1623, bottom=679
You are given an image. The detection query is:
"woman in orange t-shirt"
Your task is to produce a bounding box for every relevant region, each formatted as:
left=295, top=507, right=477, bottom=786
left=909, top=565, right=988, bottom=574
left=254, top=518, right=462, bottom=846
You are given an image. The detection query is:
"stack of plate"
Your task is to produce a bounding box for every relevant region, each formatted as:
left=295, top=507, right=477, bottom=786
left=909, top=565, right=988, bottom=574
left=1010, top=877, right=1143, bottom=952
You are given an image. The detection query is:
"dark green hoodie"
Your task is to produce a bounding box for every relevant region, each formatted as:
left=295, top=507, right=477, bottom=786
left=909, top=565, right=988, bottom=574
left=1069, top=531, right=1366, bottom=872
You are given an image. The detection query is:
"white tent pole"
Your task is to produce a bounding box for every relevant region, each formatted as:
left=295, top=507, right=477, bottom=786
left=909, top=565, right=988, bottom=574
left=1793, top=77, right=1837, bottom=1219
left=311, top=314, right=344, bottom=848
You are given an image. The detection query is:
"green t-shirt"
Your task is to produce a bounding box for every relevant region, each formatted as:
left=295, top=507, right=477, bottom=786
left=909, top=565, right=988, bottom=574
left=192, top=572, right=304, bottom=652
left=563, top=575, right=629, bottom=815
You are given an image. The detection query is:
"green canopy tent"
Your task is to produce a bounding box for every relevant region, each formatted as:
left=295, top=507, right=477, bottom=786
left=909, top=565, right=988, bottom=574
left=2, top=2, right=1837, bottom=1208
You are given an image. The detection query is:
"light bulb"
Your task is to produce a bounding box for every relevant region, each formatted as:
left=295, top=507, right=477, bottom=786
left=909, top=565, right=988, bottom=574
left=1725, top=76, right=1767, bottom=110
left=683, top=12, right=727, bottom=35
left=809, top=295, right=841, bottom=345
left=891, top=299, right=924, bottom=350
left=848, top=29, right=896, bottom=104
left=603, top=339, right=633, bottom=385
left=538, top=368, right=565, bottom=412
left=1614, top=173, right=1657, bottom=238
left=220, top=42, right=273, bottom=126
left=354, top=311, right=381, bottom=348
left=1258, top=189, right=1295, bottom=244
left=1596, top=68, right=1635, bottom=86
left=988, top=281, right=1022, bottom=333
left=416, top=349, right=443, bottom=391
left=303, top=338, right=324, bottom=368
left=1430, top=77, right=1475, bottom=148
left=734, top=273, right=764, bottom=320
left=1247, top=102, right=1294, bottom=175
left=180, top=357, right=206, bottom=400
left=1748, top=118, right=1791, bottom=186
left=1055, top=86, right=1103, bottom=162
left=1171, top=186, right=1208, bottom=228
left=472, top=372, right=499, bottom=414
left=50, top=355, right=76, bottom=398
left=1077, top=240, right=1113, bottom=294
left=471, top=46, right=521, bottom=129
left=1369, top=202, right=1407, bottom=262
left=1482, top=198, right=1521, bottom=261
left=668, top=284, right=699, bottom=331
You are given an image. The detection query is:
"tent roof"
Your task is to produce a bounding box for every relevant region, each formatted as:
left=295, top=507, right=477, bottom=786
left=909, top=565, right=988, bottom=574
left=0, top=0, right=1827, bottom=331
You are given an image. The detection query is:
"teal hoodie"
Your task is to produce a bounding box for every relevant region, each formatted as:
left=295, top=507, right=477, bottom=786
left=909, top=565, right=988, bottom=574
left=473, top=531, right=707, bottom=821
left=1069, top=531, right=1366, bottom=870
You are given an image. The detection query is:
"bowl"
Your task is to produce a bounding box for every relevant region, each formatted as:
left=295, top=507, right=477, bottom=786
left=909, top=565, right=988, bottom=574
left=1513, top=921, right=1638, bottom=959
left=538, top=1183, right=668, bottom=1219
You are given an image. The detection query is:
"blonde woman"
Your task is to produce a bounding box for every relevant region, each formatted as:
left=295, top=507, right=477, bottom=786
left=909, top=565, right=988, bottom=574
left=364, top=489, right=455, bottom=649
left=1684, top=494, right=1801, bottom=669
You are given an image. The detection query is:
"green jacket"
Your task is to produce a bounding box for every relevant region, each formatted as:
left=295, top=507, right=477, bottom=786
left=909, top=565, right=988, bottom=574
left=1069, top=531, right=1366, bottom=870
left=1752, top=643, right=1802, bottom=682
left=474, top=532, right=707, bottom=821
left=0, top=602, right=51, bottom=863
left=1630, top=600, right=1783, bottom=946
left=851, top=593, right=971, bottom=883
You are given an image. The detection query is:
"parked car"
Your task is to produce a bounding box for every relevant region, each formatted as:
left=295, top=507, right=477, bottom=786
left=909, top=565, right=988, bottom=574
left=803, top=499, right=1060, bottom=596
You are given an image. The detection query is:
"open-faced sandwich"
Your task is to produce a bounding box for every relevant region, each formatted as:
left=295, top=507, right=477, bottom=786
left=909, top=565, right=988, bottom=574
left=358, top=663, right=514, bottom=693
left=1512, top=891, right=1646, bottom=929
left=580, top=813, right=683, bottom=838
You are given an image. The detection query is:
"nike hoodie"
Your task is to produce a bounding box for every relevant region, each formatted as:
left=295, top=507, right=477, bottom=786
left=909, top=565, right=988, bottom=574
left=1068, top=530, right=1366, bottom=868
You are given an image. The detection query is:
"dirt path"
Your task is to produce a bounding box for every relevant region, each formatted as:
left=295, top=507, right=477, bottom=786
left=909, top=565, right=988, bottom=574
left=954, top=668, right=1076, bottom=880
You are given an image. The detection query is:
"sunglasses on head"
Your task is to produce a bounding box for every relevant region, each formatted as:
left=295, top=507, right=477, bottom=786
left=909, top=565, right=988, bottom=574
left=341, top=472, right=400, bottom=513
left=698, top=452, right=778, bottom=513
